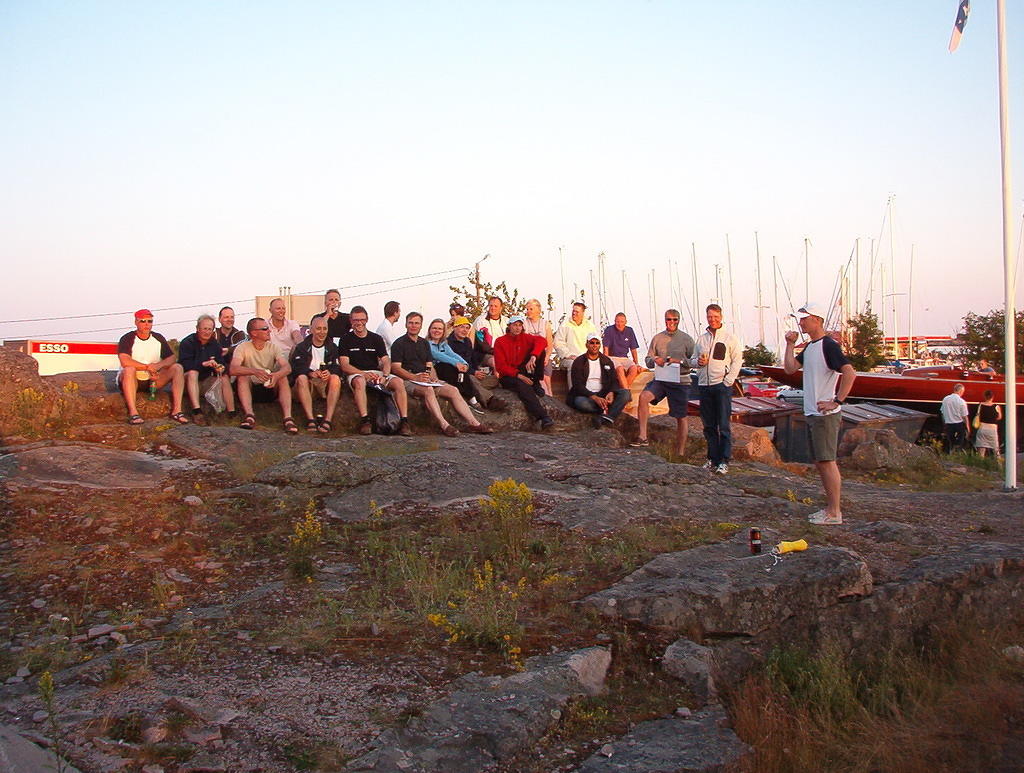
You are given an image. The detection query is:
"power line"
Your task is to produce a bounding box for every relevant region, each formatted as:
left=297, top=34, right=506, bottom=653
left=0, top=266, right=470, bottom=326
left=10, top=273, right=463, bottom=339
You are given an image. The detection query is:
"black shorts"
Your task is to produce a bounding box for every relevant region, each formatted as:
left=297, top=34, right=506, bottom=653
left=251, top=383, right=278, bottom=404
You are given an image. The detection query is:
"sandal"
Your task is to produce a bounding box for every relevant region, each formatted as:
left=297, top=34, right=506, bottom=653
left=283, top=417, right=299, bottom=435
left=127, top=414, right=144, bottom=426
left=239, top=414, right=256, bottom=429
left=318, top=419, right=333, bottom=434
left=169, top=412, right=189, bottom=424
left=306, top=418, right=319, bottom=433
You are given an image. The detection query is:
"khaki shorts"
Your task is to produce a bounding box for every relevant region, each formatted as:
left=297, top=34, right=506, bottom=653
left=346, top=370, right=397, bottom=388
left=806, top=412, right=841, bottom=462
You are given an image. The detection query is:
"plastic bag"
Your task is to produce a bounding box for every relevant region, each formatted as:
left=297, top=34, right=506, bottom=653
left=369, top=383, right=401, bottom=435
left=205, top=377, right=226, bottom=413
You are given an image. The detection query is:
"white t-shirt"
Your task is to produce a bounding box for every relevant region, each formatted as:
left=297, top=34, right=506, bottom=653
left=796, top=336, right=850, bottom=417
left=310, top=345, right=325, bottom=371
left=375, top=319, right=402, bottom=350
left=940, top=392, right=969, bottom=424
left=585, top=358, right=603, bottom=393
left=474, top=314, right=508, bottom=346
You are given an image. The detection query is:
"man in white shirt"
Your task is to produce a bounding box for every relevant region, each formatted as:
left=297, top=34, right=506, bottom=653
left=267, top=297, right=303, bottom=358
left=940, top=383, right=970, bottom=452
left=117, top=309, right=186, bottom=425
left=375, top=300, right=403, bottom=351
left=553, top=302, right=598, bottom=366
left=694, top=304, right=744, bottom=475
left=783, top=301, right=856, bottom=526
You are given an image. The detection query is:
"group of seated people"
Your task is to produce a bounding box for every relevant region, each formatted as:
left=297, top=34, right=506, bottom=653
left=116, top=290, right=681, bottom=438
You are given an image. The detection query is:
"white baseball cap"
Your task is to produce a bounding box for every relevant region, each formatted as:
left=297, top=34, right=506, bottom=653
left=791, top=302, right=828, bottom=321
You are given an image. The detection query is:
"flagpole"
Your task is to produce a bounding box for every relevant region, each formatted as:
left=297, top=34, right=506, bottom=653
left=996, top=0, right=1018, bottom=491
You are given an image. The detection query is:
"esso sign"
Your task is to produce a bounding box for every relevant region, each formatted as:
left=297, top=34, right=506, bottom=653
left=38, top=343, right=70, bottom=353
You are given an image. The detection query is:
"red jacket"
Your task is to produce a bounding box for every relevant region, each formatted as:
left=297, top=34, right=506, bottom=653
left=493, top=333, right=546, bottom=378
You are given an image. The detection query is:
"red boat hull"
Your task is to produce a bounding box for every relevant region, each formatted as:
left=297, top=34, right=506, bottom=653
left=758, top=366, right=1024, bottom=406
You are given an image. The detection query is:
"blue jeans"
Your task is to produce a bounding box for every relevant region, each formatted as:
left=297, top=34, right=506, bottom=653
left=572, top=388, right=631, bottom=421
left=699, top=382, right=732, bottom=464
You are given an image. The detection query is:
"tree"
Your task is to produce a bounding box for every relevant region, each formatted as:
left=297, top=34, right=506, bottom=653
left=844, top=308, right=886, bottom=372
left=449, top=273, right=554, bottom=321
left=960, top=309, right=1024, bottom=374
left=742, top=343, right=777, bottom=366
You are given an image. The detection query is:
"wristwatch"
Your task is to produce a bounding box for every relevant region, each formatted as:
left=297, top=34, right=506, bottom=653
left=835, top=397, right=845, bottom=405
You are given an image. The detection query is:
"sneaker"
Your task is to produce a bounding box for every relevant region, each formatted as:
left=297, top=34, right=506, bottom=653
left=702, top=460, right=715, bottom=471
left=469, top=403, right=486, bottom=416
left=808, top=510, right=843, bottom=525
left=600, top=415, right=614, bottom=426
left=630, top=438, right=649, bottom=447
left=358, top=417, right=373, bottom=436
left=398, top=419, right=414, bottom=436
left=540, top=418, right=555, bottom=431
left=714, top=463, right=729, bottom=475
left=486, top=396, right=508, bottom=411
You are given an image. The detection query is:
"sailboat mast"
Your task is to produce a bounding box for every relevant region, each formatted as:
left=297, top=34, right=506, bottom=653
left=726, top=234, right=737, bottom=332
left=908, top=244, right=915, bottom=362
left=773, top=255, right=781, bottom=358
left=889, top=195, right=899, bottom=360
left=803, top=236, right=810, bottom=303
left=755, top=232, right=765, bottom=345
left=854, top=238, right=860, bottom=317
left=691, top=243, right=699, bottom=333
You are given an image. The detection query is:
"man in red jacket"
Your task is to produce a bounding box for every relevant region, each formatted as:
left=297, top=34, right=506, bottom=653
left=494, top=315, right=553, bottom=429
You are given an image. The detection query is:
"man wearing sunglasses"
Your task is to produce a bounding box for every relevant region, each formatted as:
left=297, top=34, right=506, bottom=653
left=230, top=317, right=296, bottom=432
left=631, top=309, right=695, bottom=456
left=117, top=309, right=186, bottom=426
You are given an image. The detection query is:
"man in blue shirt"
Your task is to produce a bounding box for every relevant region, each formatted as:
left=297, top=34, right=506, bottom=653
left=602, top=312, right=641, bottom=390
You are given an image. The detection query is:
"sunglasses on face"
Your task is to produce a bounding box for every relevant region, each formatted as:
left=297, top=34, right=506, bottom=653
left=138, top=319, right=153, bottom=323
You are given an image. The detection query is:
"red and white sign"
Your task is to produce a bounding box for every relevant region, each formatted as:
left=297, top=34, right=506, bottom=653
left=30, top=341, right=119, bottom=356
left=27, top=340, right=120, bottom=376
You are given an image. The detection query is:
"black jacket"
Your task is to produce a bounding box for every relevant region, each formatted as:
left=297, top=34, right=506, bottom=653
left=447, top=332, right=483, bottom=371
left=567, top=353, right=619, bottom=403
left=288, top=335, right=341, bottom=382
left=177, top=333, right=225, bottom=374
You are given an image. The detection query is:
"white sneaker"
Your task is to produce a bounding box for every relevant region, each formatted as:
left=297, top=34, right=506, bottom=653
left=702, top=460, right=715, bottom=471
left=715, top=463, right=729, bottom=475
left=808, top=510, right=843, bottom=525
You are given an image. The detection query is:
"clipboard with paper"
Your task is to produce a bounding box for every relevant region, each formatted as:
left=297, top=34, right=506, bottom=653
left=653, top=362, right=682, bottom=383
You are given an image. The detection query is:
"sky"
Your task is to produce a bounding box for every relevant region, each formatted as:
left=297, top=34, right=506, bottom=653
left=2, top=0, right=1023, bottom=352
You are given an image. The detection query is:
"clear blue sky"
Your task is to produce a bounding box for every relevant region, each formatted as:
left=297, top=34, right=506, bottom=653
left=1, top=0, right=1022, bottom=349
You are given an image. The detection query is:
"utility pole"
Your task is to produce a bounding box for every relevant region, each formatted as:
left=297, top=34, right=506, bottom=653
left=473, top=254, right=490, bottom=314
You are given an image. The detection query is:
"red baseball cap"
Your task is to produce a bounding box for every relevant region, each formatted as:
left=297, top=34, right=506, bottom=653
left=135, top=309, right=154, bottom=320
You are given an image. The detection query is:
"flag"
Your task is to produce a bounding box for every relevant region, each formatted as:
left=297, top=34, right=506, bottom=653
left=949, top=0, right=970, bottom=52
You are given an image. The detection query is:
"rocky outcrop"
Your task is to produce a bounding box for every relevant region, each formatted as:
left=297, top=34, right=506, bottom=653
left=0, top=723, right=83, bottom=773
left=346, top=647, right=611, bottom=773
left=662, top=639, right=717, bottom=703
left=0, top=348, right=72, bottom=436
left=645, top=415, right=781, bottom=465
left=839, top=427, right=940, bottom=472
left=579, top=533, right=872, bottom=637
left=0, top=443, right=200, bottom=489
left=573, top=707, right=750, bottom=773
